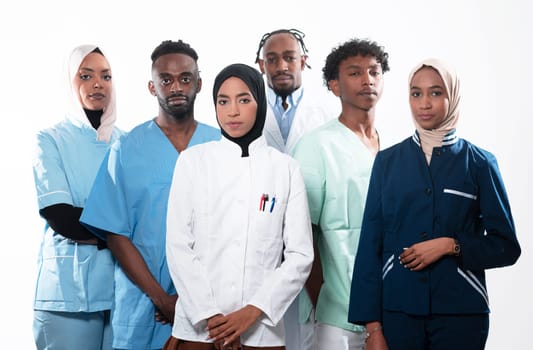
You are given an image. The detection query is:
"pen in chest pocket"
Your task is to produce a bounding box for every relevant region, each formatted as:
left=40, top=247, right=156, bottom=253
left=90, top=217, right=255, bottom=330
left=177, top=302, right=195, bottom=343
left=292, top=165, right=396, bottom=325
left=259, top=193, right=268, bottom=211
left=259, top=193, right=276, bottom=212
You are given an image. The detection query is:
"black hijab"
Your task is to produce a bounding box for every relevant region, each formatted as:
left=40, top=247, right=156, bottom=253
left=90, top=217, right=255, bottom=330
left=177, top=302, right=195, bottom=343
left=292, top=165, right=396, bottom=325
left=212, top=63, right=266, bottom=157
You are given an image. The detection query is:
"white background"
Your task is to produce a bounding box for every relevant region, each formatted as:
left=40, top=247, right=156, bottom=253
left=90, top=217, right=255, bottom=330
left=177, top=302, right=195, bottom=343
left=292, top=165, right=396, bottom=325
left=1, top=0, right=531, bottom=348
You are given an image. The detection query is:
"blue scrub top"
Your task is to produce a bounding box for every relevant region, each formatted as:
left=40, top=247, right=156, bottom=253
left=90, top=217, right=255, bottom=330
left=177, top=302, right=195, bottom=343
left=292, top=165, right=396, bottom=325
left=33, top=116, right=124, bottom=312
left=81, top=119, right=220, bottom=349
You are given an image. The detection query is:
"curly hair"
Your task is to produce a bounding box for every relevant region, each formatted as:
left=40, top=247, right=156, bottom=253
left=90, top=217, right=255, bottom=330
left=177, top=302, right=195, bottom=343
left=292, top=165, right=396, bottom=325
left=322, top=38, right=390, bottom=87
left=150, top=40, right=198, bottom=65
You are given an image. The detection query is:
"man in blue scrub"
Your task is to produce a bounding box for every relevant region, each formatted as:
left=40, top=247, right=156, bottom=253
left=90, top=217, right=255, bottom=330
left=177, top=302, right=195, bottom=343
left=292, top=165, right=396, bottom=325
left=81, top=40, right=220, bottom=350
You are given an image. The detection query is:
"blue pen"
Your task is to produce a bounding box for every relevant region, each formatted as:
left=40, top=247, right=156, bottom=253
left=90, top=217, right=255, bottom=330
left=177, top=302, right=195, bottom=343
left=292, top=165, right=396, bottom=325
left=270, top=197, right=276, bottom=212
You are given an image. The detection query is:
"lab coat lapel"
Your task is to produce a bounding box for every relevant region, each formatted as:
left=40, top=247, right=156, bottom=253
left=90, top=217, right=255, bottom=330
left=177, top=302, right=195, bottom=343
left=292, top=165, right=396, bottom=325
left=263, top=108, right=285, bottom=152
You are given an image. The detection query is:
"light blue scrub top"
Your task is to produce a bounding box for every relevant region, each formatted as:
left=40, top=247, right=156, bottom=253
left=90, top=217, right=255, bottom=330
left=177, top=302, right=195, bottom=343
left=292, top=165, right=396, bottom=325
left=292, top=118, right=374, bottom=332
left=81, top=120, right=220, bottom=349
left=32, top=116, right=124, bottom=312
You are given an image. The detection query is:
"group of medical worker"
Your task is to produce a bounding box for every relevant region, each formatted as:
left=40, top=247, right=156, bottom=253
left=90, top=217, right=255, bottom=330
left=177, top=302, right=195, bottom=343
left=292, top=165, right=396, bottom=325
left=31, top=28, right=520, bottom=350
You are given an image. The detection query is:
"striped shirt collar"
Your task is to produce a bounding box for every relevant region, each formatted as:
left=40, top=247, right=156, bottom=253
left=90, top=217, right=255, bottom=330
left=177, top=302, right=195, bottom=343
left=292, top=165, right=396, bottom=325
left=412, top=129, right=458, bottom=148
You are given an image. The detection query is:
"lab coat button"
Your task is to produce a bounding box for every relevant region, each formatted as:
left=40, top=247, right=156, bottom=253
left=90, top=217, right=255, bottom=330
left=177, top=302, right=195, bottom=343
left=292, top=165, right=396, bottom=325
left=435, top=150, right=441, bottom=156
left=424, top=188, right=432, bottom=195
left=421, top=232, right=427, bottom=238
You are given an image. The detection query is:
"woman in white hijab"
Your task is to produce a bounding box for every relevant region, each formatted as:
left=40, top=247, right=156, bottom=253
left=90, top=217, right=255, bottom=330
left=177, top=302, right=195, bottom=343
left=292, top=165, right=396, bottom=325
left=32, top=45, right=124, bottom=350
left=348, top=59, right=521, bottom=349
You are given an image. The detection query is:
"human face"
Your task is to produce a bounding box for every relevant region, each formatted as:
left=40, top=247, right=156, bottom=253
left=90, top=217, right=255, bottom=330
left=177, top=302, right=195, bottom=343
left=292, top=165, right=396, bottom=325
left=216, top=77, right=257, bottom=138
left=149, top=53, right=201, bottom=120
left=257, top=33, right=306, bottom=97
left=72, top=52, right=112, bottom=111
left=328, top=55, right=384, bottom=112
left=409, top=67, right=449, bottom=130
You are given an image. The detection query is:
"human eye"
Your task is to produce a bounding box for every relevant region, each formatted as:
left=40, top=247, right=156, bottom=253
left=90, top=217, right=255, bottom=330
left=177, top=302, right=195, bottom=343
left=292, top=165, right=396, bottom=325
left=284, top=55, right=297, bottom=63
left=349, top=71, right=361, bottom=76
left=370, top=70, right=382, bottom=77
left=103, top=74, right=112, bottom=81
left=217, top=98, right=228, bottom=106
left=79, top=74, right=91, bottom=81
left=266, top=56, right=278, bottom=65
left=239, top=97, right=252, bottom=104
left=410, top=91, right=421, bottom=97
left=431, top=90, right=443, bottom=96
left=180, top=76, right=192, bottom=84
left=161, top=78, right=172, bottom=85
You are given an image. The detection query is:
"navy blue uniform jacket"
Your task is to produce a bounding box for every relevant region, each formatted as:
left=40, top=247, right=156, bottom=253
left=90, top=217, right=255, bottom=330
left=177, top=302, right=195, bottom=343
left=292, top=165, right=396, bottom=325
left=348, top=132, right=521, bottom=325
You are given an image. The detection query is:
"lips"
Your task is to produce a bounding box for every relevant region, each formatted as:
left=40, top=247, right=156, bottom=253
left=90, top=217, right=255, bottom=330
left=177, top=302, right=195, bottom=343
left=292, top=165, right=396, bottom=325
left=89, top=93, right=105, bottom=100
left=226, top=122, right=242, bottom=129
left=167, top=95, right=187, bottom=104
left=417, top=114, right=433, bottom=120
left=273, top=74, right=292, bottom=83
left=359, top=89, right=377, bottom=96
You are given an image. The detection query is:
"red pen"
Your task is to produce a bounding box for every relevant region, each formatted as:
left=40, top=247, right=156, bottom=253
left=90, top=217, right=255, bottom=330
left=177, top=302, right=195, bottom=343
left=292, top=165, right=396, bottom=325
left=262, top=194, right=269, bottom=211
left=259, top=194, right=265, bottom=211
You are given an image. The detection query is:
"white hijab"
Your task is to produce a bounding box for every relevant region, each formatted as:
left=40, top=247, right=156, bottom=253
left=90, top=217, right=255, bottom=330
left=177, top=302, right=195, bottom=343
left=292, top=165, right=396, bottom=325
left=408, top=58, right=460, bottom=163
left=65, top=44, right=117, bottom=143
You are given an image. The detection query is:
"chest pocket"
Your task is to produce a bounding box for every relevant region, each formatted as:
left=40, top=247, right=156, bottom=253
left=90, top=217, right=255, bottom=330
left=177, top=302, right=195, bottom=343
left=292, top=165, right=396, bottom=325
left=252, top=193, right=287, bottom=268
left=441, top=183, right=479, bottom=226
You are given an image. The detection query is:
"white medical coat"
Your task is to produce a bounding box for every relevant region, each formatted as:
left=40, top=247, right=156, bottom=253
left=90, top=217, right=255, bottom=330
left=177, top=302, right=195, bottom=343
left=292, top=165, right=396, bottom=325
left=263, top=88, right=337, bottom=155
left=166, top=136, right=313, bottom=346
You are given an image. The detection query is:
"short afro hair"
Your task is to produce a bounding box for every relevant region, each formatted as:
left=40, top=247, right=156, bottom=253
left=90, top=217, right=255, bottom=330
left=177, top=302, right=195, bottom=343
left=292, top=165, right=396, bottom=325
left=322, top=38, right=389, bottom=88
left=150, top=39, right=198, bottom=64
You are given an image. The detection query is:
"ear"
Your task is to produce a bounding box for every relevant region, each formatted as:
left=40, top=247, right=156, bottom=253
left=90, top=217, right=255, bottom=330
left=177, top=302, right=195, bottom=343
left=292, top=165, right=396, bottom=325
left=257, top=59, right=266, bottom=74
left=328, top=79, right=341, bottom=97
left=196, top=77, right=202, bottom=93
left=148, top=81, right=156, bottom=96
left=300, top=55, right=308, bottom=71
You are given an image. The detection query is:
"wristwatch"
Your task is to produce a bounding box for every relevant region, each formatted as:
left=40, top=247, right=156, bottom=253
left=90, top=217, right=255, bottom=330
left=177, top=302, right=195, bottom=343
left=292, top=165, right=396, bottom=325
left=453, top=239, right=461, bottom=256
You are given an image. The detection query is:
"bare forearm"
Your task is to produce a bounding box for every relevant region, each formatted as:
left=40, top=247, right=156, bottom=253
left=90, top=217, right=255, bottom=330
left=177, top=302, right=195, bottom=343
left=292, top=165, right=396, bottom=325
left=305, top=225, right=323, bottom=308
left=107, top=233, right=167, bottom=302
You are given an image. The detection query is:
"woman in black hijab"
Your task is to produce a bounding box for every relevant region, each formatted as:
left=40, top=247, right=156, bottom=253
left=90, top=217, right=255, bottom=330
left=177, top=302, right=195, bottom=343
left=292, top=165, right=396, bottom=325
left=164, top=63, right=313, bottom=350
left=212, top=63, right=267, bottom=157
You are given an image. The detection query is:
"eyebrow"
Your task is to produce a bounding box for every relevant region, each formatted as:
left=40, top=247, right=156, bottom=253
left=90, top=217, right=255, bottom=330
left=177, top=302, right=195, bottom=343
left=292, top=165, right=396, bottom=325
left=344, top=63, right=381, bottom=70
left=410, top=84, right=444, bottom=90
left=217, top=92, right=252, bottom=99
left=79, top=67, right=111, bottom=73
left=265, top=50, right=298, bottom=56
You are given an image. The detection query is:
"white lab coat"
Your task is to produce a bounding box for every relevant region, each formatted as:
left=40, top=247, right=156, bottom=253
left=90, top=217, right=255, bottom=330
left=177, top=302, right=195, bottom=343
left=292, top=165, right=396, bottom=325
left=166, top=136, right=313, bottom=347
left=263, top=90, right=337, bottom=155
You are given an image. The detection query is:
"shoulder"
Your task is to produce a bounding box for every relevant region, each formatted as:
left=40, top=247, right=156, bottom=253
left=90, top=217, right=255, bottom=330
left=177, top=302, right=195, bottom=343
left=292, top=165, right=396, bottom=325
left=373, top=136, right=416, bottom=167
left=294, top=119, right=338, bottom=148
left=178, top=140, right=221, bottom=165
left=35, top=119, right=81, bottom=146
left=458, top=138, right=498, bottom=170
left=196, top=122, right=222, bottom=140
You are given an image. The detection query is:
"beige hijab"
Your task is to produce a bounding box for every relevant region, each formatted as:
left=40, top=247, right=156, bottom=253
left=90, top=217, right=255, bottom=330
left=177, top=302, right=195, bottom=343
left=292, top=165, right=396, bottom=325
left=408, top=58, right=460, bottom=163
left=65, top=44, right=117, bottom=143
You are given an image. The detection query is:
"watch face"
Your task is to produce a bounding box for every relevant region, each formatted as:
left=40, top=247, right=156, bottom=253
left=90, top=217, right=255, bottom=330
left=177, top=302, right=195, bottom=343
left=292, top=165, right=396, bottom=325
left=454, top=243, right=460, bottom=254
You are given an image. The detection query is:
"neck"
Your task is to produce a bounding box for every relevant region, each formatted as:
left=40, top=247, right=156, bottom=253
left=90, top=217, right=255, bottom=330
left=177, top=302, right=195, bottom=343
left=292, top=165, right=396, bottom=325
left=338, top=109, right=376, bottom=137
left=155, top=115, right=197, bottom=152
left=338, top=111, right=380, bottom=155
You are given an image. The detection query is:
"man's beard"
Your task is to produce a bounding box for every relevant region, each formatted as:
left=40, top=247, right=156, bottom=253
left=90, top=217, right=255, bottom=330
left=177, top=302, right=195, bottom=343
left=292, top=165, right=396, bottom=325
left=272, top=86, right=293, bottom=99
left=160, top=95, right=195, bottom=120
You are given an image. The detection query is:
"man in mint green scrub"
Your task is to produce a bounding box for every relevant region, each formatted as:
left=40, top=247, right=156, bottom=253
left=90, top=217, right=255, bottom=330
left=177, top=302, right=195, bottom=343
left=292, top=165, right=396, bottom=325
left=292, top=38, right=390, bottom=350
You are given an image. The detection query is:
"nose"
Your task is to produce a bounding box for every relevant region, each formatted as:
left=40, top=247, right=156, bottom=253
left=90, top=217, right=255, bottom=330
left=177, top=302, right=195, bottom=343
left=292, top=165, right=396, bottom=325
left=228, top=102, right=240, bottom=117
left=362, top=72, right=374, bottom=86
left=277, top=59, right=289, bottom=73
left=420, top=95, right=431, bottom=109
left=93, top=79, right=101, bottom=89
left=170, top=81, right=183, bottom=93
